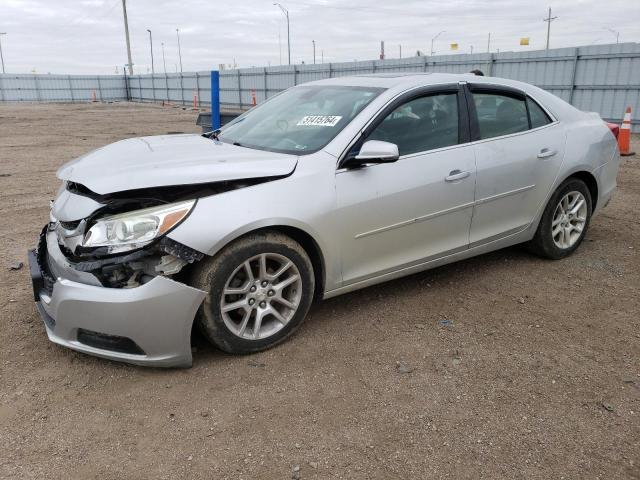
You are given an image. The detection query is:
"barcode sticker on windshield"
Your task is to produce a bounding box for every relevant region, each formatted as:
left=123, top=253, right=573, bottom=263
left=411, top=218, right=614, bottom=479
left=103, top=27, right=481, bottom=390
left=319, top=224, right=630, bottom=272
left=297, top=115, right=342, bottom=127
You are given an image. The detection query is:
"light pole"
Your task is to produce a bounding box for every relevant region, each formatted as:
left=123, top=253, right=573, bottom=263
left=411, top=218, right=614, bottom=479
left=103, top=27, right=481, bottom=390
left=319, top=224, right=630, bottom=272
left=161, top=42, right=167, bottom=74
left=146, top=29, right=155, bottom=74
left=121, top=0, right=134, bottom=74
left=274, top=3, right=291, bottom=65
left=312, top=39, right=316, bottom=64
left=0, top=33, right=6, bottom=74
left=604, top=27, right=620, bottom=44
left=430, top=30, right=445, bottom=56
left=176, top=28, right=183, bottom=73
left=543, top=7, right=558, bottom=50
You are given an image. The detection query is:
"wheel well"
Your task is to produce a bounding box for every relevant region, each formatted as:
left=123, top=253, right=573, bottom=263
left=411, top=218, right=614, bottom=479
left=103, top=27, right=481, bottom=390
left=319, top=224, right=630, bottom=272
left=253, top=226, right=326, bottom=301
left=568, top=171, right=598, bottom=210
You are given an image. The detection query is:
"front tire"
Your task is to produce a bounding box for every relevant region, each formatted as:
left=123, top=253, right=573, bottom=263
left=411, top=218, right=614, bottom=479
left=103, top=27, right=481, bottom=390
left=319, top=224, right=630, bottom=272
left=191, top=231, right=315, bottom=354
left=528, top=178, right=592, bottom=259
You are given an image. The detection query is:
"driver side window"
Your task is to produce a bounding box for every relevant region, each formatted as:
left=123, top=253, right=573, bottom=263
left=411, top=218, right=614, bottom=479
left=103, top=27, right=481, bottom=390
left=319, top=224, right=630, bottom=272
left=367, top=93, right=459, bottom=156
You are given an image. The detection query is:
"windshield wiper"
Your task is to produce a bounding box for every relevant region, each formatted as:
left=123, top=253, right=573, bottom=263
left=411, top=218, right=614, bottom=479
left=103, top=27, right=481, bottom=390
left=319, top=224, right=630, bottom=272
left=202, top=128, right=222, bottom=140
left=232, top=141, right=243, bottom=147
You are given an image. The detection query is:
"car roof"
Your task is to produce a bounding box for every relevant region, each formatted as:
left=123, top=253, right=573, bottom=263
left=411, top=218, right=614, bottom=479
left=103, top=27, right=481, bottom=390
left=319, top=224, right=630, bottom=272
left=306, top=72, right=461, bottom=89
left=305, top=72, right=538, bottom=93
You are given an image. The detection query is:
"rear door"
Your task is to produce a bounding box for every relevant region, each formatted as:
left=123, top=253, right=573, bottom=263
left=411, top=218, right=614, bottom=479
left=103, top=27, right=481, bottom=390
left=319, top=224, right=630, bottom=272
left=466, top=84, right=566, bottom=245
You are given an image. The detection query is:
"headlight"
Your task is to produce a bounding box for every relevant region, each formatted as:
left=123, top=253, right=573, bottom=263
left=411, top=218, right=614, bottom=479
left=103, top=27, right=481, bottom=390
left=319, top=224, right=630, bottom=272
left=82, top=199, right=196, bottom=254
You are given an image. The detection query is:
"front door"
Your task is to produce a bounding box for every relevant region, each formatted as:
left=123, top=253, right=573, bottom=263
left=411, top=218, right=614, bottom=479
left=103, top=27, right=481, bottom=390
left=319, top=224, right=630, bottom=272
left=336, top=87, right=476, bottom=286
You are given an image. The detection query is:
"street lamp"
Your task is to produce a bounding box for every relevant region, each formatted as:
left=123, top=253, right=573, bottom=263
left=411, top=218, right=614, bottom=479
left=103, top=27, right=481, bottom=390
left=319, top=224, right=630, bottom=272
left=274, top=3, right=291, bottom=65
left=176, top=28, right=183, bottom=73
left=604, top=27, right=620, bottom=44
left=146, top=29, right=155, bottom=74
left=161, top=42, right=167, bottom=74
left=0, top=33, right=6, bottom=74
left=312, top=39, right=316, bottom=64
left=430, top=30, right=445, bottom=56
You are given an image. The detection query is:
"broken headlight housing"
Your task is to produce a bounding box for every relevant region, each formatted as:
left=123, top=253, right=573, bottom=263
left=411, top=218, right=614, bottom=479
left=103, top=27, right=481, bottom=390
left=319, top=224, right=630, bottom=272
left=82, top=200, right=196, bottom=254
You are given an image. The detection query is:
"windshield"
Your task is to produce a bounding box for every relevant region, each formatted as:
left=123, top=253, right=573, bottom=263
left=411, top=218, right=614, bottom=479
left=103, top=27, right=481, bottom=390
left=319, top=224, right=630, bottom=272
left=218, top=85, right=385, bottom=155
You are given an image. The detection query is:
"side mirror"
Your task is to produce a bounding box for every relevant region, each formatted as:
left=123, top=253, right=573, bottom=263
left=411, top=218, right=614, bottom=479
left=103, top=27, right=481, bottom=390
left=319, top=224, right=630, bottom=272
left=344, top=140, right=400, bottom=169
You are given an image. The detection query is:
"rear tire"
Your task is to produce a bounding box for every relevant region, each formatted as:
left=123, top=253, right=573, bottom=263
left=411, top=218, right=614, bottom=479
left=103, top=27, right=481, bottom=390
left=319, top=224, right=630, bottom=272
left=528, top=178, right=592, bottom=260
left=190, top=231, right=315, bottom=354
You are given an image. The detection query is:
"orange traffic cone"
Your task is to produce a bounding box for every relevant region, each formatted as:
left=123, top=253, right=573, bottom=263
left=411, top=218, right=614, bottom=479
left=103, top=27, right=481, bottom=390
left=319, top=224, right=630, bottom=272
left=619, top=106, right=635, bottom=156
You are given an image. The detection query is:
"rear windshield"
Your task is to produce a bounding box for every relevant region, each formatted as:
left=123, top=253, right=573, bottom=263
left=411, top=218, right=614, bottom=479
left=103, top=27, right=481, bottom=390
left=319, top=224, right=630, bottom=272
left=218, top=86, right=385, bottom=155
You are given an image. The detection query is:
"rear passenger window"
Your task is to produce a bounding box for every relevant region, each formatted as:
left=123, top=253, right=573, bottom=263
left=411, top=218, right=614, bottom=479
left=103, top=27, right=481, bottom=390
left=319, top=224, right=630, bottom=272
left=367, top=93, right=459, bottom=156
left=472, top=93, right=528, bottom=139
left=527, top=97, right=552, bottom=128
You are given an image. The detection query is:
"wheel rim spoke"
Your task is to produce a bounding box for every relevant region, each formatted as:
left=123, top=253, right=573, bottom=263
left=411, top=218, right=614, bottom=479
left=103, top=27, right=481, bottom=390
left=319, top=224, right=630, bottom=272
left=243, top=261, right=254, bottom=282
left=259, top=254, right=268, bottom=280
left=272, top=296, right=295, bottom=309
left=275, top=274, right=300, bottom=291
left=224, top=283, right=250, bottom=295
left=569, top=199, right=584, bottom=216
left=237, top=311, right=250, bottom=337
left=271, top=260, right=293, bottom=279
left=270, top=307, right=288, bottom=325
left=253, top=309, right=266, bottom=339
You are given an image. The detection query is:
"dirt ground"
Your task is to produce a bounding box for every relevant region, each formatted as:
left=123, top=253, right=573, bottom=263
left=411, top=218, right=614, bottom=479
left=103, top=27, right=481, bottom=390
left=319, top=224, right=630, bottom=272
left=0, top=102, right=638, bottom=480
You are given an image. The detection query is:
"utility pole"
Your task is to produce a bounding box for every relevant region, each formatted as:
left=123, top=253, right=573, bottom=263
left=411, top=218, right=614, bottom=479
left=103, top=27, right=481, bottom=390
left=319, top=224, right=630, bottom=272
left=431, top=30, right=445, bottom=55
left=274, top=3, right=291, bottom=65
left=380, top=40, right=385, bottom=60
left=0, top=33, right=6, bottom=74
left=176, top=28, right=183, bottom=73
left=399, top=44, right=402, bottom=58
left=121, top=0, right=133, bottom=74
left=487, top=32, right=491, bottom=52
left=312, top=39, right=316, bottom=64
left=543, top=7, right=557, bottom=50
left=146, top=29, right=155, bottom=74
left=161, top=42, right=167, bottom=73
left=321, top=49, right=324, bottom=63
left=470, top=45, right=474, bottom=54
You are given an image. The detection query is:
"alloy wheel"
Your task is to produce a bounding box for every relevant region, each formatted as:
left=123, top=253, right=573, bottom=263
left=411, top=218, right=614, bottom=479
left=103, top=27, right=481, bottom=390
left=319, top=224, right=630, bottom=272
left=220, top=253, right=302, bottom=340
left=551, top=191, right=587, bottom=249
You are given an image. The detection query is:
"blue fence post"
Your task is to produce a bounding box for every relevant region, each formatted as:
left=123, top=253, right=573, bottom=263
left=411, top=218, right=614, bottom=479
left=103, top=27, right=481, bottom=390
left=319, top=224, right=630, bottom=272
left=210, top=70, right=221, bottom=129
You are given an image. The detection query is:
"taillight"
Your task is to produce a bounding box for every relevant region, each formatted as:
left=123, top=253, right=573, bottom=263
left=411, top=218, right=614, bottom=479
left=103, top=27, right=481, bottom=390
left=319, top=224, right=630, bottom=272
left=606, top=122, right=619, bottom=139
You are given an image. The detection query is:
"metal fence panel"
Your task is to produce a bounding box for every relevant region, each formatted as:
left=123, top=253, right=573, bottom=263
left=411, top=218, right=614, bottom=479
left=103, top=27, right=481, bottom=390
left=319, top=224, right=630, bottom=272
left=0, top=73, right=125, bottom=102
left=1, top=43, right=638, bottom=130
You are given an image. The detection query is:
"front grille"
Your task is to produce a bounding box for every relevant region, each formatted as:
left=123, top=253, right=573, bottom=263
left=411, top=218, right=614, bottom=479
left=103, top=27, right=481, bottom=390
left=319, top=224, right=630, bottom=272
left=77, top=329, right=145, bottom=355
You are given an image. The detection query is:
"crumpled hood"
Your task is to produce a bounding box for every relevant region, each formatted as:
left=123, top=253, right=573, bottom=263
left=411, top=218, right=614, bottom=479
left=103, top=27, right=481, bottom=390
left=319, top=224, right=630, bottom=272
left=57, top=134, right=298, bottom=194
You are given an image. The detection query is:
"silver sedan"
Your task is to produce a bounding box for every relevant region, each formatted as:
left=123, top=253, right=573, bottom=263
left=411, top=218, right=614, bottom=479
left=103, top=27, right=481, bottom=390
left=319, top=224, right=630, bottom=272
left=29, top=73, right=621, bottom=367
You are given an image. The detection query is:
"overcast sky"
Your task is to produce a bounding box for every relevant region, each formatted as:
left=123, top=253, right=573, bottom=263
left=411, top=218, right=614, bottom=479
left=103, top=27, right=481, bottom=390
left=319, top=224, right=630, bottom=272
left=0, top=0, right=639, bottom=74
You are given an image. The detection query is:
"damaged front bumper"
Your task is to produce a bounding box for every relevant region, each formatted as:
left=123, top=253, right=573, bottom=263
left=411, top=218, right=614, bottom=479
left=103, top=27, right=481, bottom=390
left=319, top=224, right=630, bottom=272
left=28, top=227, right=207, bottom=367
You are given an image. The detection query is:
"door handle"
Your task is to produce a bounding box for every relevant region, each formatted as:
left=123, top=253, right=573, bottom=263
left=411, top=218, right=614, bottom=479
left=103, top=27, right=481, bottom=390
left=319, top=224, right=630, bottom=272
left=445, top=170, right=471, bottom=182
left=537, top=148, right=557, bottom=159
